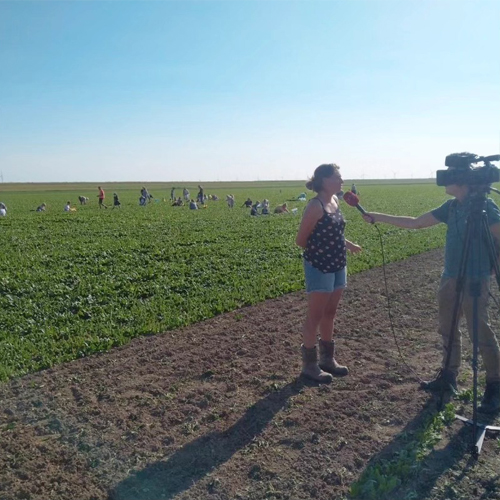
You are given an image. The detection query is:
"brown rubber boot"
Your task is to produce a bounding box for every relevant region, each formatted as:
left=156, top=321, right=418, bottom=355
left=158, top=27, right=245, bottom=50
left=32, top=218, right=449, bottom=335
left=301, top=345, right=333, bottom=383
left=319, top=339, right=349, bottom=377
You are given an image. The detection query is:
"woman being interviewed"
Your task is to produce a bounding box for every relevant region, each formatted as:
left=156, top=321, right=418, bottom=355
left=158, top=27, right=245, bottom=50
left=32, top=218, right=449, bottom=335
left=296, top=163, right=362, bottom=383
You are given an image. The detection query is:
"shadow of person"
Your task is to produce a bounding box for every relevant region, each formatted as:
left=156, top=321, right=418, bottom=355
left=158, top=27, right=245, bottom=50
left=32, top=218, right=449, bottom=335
left=109, top=379, right=305, bottom=500
left=406, top=408, right=499, bottom=500
left=350, top=394, right=499, bottom=500
left=420, top=409, right=499, bottom=499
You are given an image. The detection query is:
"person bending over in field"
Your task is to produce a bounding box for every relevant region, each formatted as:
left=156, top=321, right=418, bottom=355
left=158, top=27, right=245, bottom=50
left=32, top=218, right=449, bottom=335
left=0, top=202, right=6, bottom=216
left=361, top=153, right=500, bottom=414
left=296, top=163, right=362, bottom=383
left=261, top=199, right=270, bottom=215
left=35, top=203, right=47, bottom=212
left=274, top=203, right=289, bottom=214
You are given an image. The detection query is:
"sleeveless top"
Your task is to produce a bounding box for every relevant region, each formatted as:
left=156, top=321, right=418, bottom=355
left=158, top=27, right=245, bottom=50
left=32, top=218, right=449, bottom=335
left=303, top=198, right=347, bottom=273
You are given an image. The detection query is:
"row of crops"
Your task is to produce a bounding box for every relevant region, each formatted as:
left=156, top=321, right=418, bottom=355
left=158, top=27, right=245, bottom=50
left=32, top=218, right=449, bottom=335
left=0, top=183, right=448, bottom=380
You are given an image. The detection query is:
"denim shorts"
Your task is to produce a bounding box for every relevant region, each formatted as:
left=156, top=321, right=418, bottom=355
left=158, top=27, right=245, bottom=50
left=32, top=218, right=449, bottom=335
left=303, top=259, right=347, bottom=293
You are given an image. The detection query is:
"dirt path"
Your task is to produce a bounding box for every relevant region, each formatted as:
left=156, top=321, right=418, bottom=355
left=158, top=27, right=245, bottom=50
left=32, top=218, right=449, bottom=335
left=1, top=249, right=499, bottom=500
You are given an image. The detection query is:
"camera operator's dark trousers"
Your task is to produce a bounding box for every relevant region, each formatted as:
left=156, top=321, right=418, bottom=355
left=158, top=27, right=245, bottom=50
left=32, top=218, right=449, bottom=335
left=438, top=276, right=500, bottom=383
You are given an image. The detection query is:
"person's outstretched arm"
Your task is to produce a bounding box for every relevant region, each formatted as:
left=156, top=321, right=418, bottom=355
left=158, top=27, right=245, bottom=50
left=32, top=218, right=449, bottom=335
left=362, top=211, right=440, bottom=229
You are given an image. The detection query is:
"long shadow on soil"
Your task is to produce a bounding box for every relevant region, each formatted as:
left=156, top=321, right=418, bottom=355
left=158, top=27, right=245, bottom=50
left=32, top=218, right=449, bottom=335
left=109, top=379, right=305, bottom=500
left=411, top=409, right=500, bottom=500
left=351, top=394, right=499, bottom=500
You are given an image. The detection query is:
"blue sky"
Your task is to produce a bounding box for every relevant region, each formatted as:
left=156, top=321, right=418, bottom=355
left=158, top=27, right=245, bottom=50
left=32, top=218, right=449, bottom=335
left=1, top=0, right=499, bottom=183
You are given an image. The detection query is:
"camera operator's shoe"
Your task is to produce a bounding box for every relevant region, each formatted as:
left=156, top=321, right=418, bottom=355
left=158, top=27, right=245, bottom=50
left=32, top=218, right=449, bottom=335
left=420, top=369, right=457, bottom=394
left=318, top=339, right=349, bottom=377
left=478, top=382, right=500, bottom=414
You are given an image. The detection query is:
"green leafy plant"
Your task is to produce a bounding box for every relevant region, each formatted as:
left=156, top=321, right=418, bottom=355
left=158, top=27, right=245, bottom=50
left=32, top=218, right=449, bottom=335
left=349, top=404, right=455, bottom=500
left=0, top=182, right=447, bottom=380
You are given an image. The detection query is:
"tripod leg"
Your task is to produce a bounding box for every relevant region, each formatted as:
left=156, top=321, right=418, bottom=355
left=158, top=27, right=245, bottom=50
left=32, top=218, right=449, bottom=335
left=462, top=280, right=500, bottom=410
left=474, top=426, right=487, bottom=456
left=451, top=195, right=500, bottom=457
left=437, top=214, right=473, bottom=409
left=482, top=215, right=500, bottom=288
left=470, top=282, right=481, bottom=449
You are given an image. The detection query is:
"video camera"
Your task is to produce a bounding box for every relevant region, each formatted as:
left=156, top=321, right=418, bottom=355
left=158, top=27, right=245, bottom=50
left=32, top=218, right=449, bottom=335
left=436, top=152, right=500, bottom=186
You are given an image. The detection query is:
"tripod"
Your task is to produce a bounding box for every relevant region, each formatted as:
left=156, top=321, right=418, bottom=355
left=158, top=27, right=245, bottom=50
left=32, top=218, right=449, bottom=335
left=439, top=187, right=500, bottom=456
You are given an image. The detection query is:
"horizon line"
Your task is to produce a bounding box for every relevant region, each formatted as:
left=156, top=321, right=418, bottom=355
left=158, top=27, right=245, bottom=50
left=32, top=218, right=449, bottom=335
left=0, top=178, right=435, bottom=186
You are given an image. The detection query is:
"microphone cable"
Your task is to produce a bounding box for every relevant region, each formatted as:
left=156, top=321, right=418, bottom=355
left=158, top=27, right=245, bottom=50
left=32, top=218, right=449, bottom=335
left=372, top=223, right=426, bottom=384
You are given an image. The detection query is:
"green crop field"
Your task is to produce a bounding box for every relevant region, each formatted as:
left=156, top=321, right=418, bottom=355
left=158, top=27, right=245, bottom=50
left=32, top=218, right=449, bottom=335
left=0, top=181, right=449, bottom=381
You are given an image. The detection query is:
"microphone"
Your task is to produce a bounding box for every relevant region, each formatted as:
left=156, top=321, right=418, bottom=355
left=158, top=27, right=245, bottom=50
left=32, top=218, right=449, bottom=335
left=343, top=191, right=367, bottom=215
left=481, top=154, right=500, bottom=162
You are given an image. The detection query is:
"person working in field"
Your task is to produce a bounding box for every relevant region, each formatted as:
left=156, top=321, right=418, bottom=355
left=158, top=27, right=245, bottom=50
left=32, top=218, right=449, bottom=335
left=113, top=193, right=121, bottom=209
left=97, top=186, right=107, bottom=209
left=274, top=203, right=290, bottom=214
left=296, top=163, right=362, bottom=383
left=361, top=153, right=500, bottom=413
left=250, top=201, right=260, bottom=216
left=35, top=203, right=47, bottom=212
left=197, top=185, right=204, bottom=204
left=140, top=186, right=154, bottom=204
left=226, top=194, right=235, bottom=208
left=261, top=199, right=270, bottom=215
left=0, top=202, right=6, bottom=216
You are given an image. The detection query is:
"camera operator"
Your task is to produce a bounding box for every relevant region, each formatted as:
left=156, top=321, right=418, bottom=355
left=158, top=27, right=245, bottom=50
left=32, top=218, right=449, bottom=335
left=362, top=153, right=500, bottom=414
